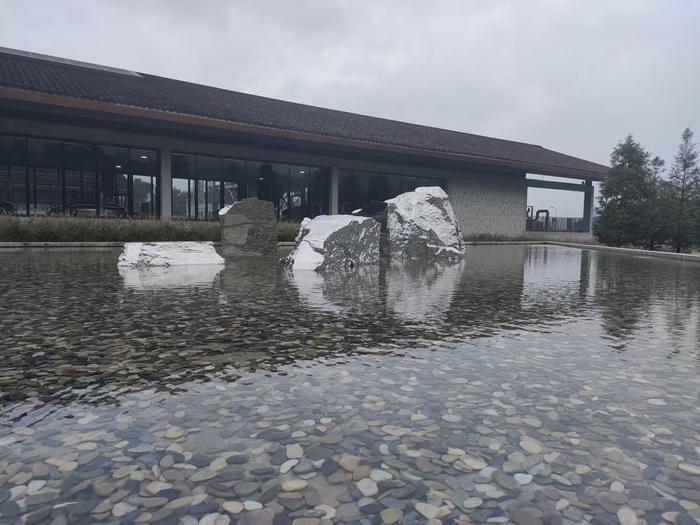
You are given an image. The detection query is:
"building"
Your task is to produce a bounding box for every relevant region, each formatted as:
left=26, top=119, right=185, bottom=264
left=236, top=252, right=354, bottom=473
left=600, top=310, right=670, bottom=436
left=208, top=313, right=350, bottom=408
left=0, top=47, right=608, bottom=238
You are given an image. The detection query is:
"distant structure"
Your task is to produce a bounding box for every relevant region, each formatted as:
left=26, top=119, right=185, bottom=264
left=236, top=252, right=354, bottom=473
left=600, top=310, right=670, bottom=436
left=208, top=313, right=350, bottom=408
left=0, top=47, right=607, bottom=238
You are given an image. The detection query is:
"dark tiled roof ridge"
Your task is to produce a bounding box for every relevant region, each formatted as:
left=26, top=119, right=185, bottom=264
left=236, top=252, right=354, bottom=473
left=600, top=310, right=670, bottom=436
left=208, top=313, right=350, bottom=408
left=140, top=71, right=550, bottom=152
left=0, top=47, right=609, bottom=176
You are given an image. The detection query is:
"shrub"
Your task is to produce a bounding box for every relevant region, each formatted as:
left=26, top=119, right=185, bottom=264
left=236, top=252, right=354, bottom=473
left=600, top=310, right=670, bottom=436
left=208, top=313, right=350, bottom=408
left=278, top=221, right=301, bottom=242
left=0, top=216, right=303, bottom=243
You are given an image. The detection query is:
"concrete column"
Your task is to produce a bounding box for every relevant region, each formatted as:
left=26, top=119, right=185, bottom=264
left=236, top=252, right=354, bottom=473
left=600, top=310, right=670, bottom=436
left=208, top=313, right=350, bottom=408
left=330, top=168, right=339, bottom=215
left=582, top=179, right=594, bottom=232
left=159, top=148, right=172, bottom=220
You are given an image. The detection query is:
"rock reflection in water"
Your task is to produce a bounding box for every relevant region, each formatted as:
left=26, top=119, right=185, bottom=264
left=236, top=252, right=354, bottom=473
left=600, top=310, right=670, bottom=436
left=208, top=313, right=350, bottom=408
left=1, top=246, right=700, bottom=524
left=119, top=264, right=224, bottom=291
left=289, top=261, right=465, bottom=323
left=289, top=267, right=381, bottom=314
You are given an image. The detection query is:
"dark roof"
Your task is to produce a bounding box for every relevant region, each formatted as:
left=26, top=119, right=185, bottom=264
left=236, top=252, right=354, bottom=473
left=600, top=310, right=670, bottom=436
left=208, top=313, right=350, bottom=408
left=0, top=47, right=608, bottom=178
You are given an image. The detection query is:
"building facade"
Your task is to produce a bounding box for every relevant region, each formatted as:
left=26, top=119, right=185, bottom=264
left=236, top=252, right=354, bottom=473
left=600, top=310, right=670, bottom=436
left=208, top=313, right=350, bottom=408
left=0, top=47, right=608, bottom=237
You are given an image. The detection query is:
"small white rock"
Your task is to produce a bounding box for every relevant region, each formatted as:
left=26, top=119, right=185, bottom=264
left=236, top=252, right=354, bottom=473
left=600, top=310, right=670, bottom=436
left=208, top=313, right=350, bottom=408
left=617, top=506, right=639, bottom=525
left=280, top=459, right=299, bottom=474
left=370, top=469, right=392, bottom=482
left=356, top=478, right=378, bottom=497
left=286, top=444, right=304, bottom=459
left=514, top=473, right=533, bottom=485
left=222, top=501, right=244, bottom=514
left=415, top=502, right=441, bottom=519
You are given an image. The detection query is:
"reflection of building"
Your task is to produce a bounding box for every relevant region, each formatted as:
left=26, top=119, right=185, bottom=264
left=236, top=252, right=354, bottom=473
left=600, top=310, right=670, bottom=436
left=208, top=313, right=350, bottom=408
left=0, top=47, right=607, bottom=235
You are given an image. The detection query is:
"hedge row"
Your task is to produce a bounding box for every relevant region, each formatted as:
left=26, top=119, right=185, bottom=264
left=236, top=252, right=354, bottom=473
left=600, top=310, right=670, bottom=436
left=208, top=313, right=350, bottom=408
left=0, top=217, right=301, bottom=243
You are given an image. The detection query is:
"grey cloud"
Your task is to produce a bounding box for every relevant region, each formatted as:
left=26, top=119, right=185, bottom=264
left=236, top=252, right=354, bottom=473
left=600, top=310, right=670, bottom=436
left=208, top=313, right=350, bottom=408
left=1, top=0, right=697, bottom=214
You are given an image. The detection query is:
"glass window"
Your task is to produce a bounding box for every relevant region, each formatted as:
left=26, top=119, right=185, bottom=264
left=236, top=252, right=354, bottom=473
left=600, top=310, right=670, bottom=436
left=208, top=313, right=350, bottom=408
left=130, top=149, right=157, bottom=177
left=222, top=158, right=244, bottom=204
left=339, top=170, right=372, bottom=214
left=96, top=146, right=129, bottom=215
left=172, top=153, right=195, bottom=179
left=172, top=178, right=191, bottom=218
left=27, top=139, right=62, bottom=168
left=0, top=136, right=25, bottom=165
left=255, top=163, right=289, bottom=219
left=206, top=179, right=221, bottom=219
left=132, top=175, right=155, bottom=217
left=289, top=166, right=309, bottom=221
left=197, top=156, right=220, bottom=181
left=0, top=165, right=27, bottom=215
left=64, top=170, right=98, bottom=209
left=196, top=179, right=206, bottom=220
left=63, top=142, right=94, bottom=171
left=371, top=172, right=402, bottom=202
left=245, top=161, right=261, bottom=202
left=30, top=167, right=61, bottom=215
left=308, top=167, right=329, bottom=217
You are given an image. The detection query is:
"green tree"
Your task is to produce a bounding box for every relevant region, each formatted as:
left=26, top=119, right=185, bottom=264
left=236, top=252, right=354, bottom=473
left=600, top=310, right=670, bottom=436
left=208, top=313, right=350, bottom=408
left=667, top=128, right=699, bottom=253
left=594, top=134, right=665, bottom=249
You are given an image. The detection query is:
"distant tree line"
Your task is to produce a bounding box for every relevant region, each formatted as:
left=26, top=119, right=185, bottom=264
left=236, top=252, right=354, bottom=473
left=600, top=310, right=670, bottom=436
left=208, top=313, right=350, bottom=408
left=594, top=128, right=700, bottom=252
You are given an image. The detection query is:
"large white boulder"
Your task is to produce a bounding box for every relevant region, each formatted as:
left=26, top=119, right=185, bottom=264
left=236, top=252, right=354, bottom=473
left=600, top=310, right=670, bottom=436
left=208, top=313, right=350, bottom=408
left=282, top=215, right=380, bottom=272
left=117, top=241, right=225, bottom=267
left=384, top=186, right=465, bottom=261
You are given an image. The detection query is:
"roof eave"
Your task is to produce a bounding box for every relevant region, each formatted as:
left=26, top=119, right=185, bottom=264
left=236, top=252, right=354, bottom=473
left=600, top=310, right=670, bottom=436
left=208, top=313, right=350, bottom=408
left=0, top=86, right=608, bottom=180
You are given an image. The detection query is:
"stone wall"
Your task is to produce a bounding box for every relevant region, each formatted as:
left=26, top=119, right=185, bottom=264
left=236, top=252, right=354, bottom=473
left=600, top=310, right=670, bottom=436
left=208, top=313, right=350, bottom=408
left=446, top=172, right=527, bottom=237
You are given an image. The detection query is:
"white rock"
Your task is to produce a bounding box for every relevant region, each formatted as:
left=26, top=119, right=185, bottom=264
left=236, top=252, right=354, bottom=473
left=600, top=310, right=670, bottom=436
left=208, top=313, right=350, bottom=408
left=118, top=242, right=224, bottom=267
left=462, top=497, right=483, bottom=509
left=647, top=398, right=667, bottom=406
left=381, top=425, right=410, bottom=437
left=384, top=186, right=465, bottom=261
left=286, top=444, right=304, bottom=459
left=281, top=479, right=308, bottom=492
left=610, top=480, right=625, bottom=492
left=243, top=500, right=263, bottom=510
left=314, top=504, right=336, bottom=519
left=520, top=437, right=542, bottom=454
left=282, top=215, right=380, bottom=272
left=222, top=501, right=244, bottom=514
left=617, top=506, right=638, bottom=525
left=112, top=502, right=137, bottom=517
left=356, top=478, right=378, bottom=497
left=199, top=514, right=229, bottom=525
left=415, top=502, right=441, bottom=519
left=555, top=499, right=570, bottom=511
left=679, top=463, right=700, bottom=475
left=370, top=469, right=393, bottom=482
left=514, top=473, right=533, bottom=485
left=280, top=459, right=299, bottom=474
left=145, top=481, right=173, bottom=495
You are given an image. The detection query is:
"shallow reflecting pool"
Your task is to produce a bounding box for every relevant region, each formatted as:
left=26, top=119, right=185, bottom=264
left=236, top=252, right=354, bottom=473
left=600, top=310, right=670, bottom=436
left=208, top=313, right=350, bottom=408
left=1, top=245, right=699, bottom=525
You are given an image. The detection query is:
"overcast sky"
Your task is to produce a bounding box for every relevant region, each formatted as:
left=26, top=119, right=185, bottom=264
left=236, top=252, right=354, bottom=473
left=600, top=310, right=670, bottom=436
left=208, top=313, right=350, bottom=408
left=1, top=0, right=698, bottom=215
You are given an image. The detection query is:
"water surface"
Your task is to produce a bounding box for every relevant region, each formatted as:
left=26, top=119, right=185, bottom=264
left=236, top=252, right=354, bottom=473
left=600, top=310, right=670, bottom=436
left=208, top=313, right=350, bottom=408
left=1, top=245, right=699, bottom=525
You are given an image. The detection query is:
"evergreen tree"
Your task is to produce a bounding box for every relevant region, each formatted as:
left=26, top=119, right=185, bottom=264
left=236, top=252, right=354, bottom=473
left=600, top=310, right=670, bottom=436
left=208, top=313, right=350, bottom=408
left=667, top=128, right=699, bottom=253
left=594, top=134, right=665, bottom=248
